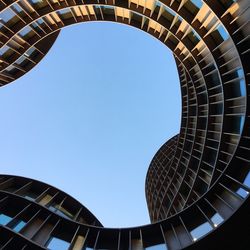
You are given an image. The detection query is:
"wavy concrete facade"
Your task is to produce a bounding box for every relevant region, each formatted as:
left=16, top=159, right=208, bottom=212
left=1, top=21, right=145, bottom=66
left=0, top=0, right=249, bottom=249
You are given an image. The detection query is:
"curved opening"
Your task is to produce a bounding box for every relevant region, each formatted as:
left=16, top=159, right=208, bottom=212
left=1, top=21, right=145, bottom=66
left=0, top=22, right=181, bottom=227
left=0, top=0, right=249, bottom=249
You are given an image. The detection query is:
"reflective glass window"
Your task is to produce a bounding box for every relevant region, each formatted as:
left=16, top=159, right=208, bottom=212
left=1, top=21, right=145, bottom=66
left=243, top=172, right=250, bottom=187
left=13, top=220, right=26, bottom=232
left=211, top=213, right=223, bottom=227
left=236, top=187, right=249, bottom=198
left=19, top=26, right=32, bottom=38
left=145, top=243, right=167, bottom=250
left=12, top=4, right=23, bottom=14
left=237, top=68, right=244, bottom=78
left=0, top=214, right=12, bottom=225
left=217, top=24, right=229, bottom=41
left=1, top=9, right=15, bottom=23
left=190, top=0, right=203, bottom=9
left=191, top=222, right=212, bottom=241
left=239, top=79, right=246, bottom=96
left=47, top=236, right=70, bottom=250
left=0, top=46, right=9, bottom=56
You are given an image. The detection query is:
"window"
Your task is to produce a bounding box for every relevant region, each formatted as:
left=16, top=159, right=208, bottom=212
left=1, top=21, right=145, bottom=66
left=49, top=203, right=58, bottom=213
left=236, top=188, right=249, bottom=198
left=30, top=0, right=48, bottom=9
left=237, top=68, right=244, bottom=78
left=239, top=116, right=244, bottom=134
left=24, top=194, right=36, bottom=201
left=19, top=26, right=33, bottom=39
left=190, top=0, right=203, bottom=9
left=21, top=184, right=44, bottom=201
left=224, top=116, right=244, bottom=135
left=6, top=65, right=15, bottom=72
left=30, top=0, right=44, bottom=3
left=0, top=46, right=10, bottom=56
left=57, top=8, right=72, bottom=20
left=239, top=79, right=246, bottom=96
left=13, top=220, right=26, bottom=232
left=219, top=0, right=236, bottom=8
left=12, top=4, right=24, bottom=14
left=24, top=47, right=36, bottom=58
left=47, top=236, right=70, bottom=250
left=243, top=172, right=250, bottom=187
left=190, top=222, right=213, bottom=241
left=211, top=213, right=223, bottom=227
left=217, top=24, right=229, bottom=41
left=0, top=214, right=27, bottom=232
left=1, top=8, right=15, bottom=23
left=48, top=202, right=74, bottom=219
left=145, top=244, right=167, bottom=250
left=184, top=0, right=200, bottom=14
left=0, top=214, right=12, bottom=226
left=55, top=208, right=74, bottom=219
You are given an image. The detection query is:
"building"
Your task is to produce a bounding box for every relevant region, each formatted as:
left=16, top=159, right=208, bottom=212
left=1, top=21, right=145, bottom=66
left=0, top=0, right=249, bottom=249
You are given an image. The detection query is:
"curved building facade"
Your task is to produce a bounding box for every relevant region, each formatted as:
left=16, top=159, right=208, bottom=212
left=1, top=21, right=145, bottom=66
left=0, top=0, right=250, bottom=249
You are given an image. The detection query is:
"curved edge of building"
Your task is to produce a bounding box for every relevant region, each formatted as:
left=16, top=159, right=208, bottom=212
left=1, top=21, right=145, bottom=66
left=0, top=31, right=60, bottom=87
left=145, top=135, right=179, bottom=223
left=0, top=174, right=102, bottom=227
left=0, top=173, right=249, bottom=250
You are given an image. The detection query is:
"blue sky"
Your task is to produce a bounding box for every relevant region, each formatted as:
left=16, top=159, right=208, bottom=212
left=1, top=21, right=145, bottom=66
left=0, top=22, right=181, bottom=227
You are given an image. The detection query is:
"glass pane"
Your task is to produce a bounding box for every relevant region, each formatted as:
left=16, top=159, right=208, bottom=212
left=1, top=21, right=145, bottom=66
left=211, top=213, right=223, bottom=227
left=243, top=172, right=250, bottom=187
left=217, top=24, right=229, bottom=41
left=236, top=188, right=249, bottom=198
left=57, top=208, right=74, bottom=219
left=13, top=220, right=26, bottom=232
left=239, top=79, right=246, bottom=96
left=0, top=214, right=12, bottom=225
left=190, top=0, right=203, bottom=9
left=237, top=68, right=244, bottom=78
left=145, top=243, right=167, bottom=250
left=1, top=8, right=15, bottom=23
left=190, top=222, right=212, bottom=241
left=24, top=194, right=36, bottom=201
left=47, top=237, right=70, bottom=250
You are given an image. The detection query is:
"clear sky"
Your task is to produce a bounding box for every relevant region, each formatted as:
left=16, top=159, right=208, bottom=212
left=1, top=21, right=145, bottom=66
left=0, top=22, right=181, bottom=228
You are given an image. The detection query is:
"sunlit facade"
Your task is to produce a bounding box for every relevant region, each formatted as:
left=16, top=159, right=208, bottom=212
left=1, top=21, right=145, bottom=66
left=0, top=0, right=249, bottom=249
